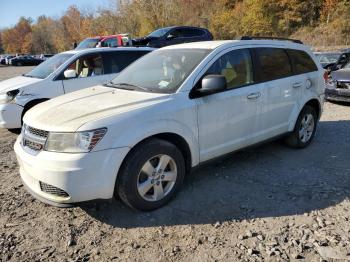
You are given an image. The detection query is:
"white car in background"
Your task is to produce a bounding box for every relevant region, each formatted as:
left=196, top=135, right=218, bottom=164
left=0, top=47, right=153, bottom=130
left=15, top=39, right=325, bottom=210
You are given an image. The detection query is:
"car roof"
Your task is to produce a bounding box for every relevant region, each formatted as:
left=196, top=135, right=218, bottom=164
left=155, top=25, right=208, bottom=31
left=61, top=47, right=156, bottom=56
left=163, top=40, right=311, bottom=51
left=314, top=51, right=341, bottom=54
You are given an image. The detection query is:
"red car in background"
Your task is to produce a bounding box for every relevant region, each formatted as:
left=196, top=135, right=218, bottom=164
left=76, top=34, right=131, bottom=50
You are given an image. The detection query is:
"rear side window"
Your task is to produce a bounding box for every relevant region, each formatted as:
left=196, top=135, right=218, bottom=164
left=287, top=49, right=318, bottom=75
left=101, top=38, right=118, bottom=47
left=183, top=28, right=205, bottom=37
left=170, top=29, right=183, bottom=38
left=103, top=51, right=150, bottom=74
left=256, top=48, right=292, bottom=82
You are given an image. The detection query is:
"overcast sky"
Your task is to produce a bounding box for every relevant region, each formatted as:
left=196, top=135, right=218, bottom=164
left=0, top=0, right=110, bottom=29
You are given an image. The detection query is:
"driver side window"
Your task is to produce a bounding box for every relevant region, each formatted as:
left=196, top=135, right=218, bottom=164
left=64, top=54, right=103, bottom=79
left=205, top=49, right=254, bottom=89
left=169, top=29, right=182, bottom=38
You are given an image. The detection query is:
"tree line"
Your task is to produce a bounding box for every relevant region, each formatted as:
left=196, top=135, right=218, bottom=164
left=0, top=0, right=349, bottom=54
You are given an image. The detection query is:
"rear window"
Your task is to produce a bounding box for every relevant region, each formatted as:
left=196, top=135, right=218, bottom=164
left=287, top=49, right=318, bottom=74
left=256, top=48, right=292, bottom=82
left=102, top=51, right=150, bottom=74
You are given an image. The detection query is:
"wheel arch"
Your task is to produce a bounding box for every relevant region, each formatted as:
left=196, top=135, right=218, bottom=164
left=21, top=98, right=50, bottom=123
left=289, top=97, right=322, bottom=131
left=304, top=99, right=321, bottom=120
left=120, top=132, right=193, bottom=175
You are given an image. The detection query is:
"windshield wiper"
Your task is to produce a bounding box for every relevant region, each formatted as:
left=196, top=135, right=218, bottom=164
left=23, top=74, right=34, bottom=78
left=105, top=82, right=147, bottom=91
left=104, top=82, right=134, bottom=90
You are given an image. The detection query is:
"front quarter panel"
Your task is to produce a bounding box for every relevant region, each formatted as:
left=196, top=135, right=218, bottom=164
left=79, top=93, right=200, bottom=167
left=15, top=79, right=64, bottom=107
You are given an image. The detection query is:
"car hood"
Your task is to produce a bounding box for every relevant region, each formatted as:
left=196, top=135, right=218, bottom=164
left=331, top=68, right=350, bottom=82
left=24, top=85, right=170, bottom=132
left=0, top=76, right=43, bottom=94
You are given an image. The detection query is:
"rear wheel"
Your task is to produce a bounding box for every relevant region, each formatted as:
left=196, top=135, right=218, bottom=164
left=285, top=105, right=318, bottom=148
left=116, top=138, right=185, bottom=211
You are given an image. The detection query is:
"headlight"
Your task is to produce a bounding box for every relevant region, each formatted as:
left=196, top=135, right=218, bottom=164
left=44, top=128, right=107, bottom=153
left=0, top=89, right=20, bottom=104
left=326, top=79, right=336, bottom=87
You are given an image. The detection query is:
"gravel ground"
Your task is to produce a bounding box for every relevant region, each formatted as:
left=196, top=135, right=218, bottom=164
left=0, top=66, right=350, bottom=262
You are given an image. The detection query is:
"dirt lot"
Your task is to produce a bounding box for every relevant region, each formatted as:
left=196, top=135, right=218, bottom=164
left=0, top=66, right=350, bottom=262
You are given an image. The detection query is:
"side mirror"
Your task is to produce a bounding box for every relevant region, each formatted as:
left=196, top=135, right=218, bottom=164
left=64, top=69, right=77, bottom=79
left=196, top=75, right=227, bottom=96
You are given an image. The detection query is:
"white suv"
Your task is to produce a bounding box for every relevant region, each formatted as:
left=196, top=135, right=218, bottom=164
left=15, top=39, right=325, bottom=210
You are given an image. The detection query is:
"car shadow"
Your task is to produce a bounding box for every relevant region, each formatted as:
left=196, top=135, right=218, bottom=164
left=80, top=120, right=350, bottom=228
left=326, top=100, right=350, bottom=107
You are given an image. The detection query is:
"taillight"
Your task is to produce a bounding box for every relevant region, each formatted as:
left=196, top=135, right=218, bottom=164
left=323, top=71, right=329, bottom=82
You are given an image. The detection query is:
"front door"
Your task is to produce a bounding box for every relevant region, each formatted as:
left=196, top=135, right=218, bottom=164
left=195, top=48, right=261, bottom=162
left=61, top=53, right=110, bottom=93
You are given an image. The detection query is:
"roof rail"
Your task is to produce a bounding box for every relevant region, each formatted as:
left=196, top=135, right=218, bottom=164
left=240, top=36, right=303, bottom=44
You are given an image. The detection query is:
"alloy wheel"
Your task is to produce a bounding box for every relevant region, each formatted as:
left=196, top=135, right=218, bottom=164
left=137, top=154, right=177, bottom=202
left=298, top=113, right=315, bottom=143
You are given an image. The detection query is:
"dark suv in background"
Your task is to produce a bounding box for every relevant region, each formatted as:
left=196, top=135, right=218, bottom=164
left=132, top=26, right=213, bottom=48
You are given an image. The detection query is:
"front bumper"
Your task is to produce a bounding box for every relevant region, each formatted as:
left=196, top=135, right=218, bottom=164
left=325, top=87, right=350, bottom=103
left=14, top=136, right=129, bottom=206
left=0, top=103, right=23, bottom=129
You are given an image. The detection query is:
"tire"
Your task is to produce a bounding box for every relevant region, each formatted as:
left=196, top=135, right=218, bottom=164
left=116, top=138, right=185, bottom=211
left=285, top=105, right=318, bottom=148
left=8, top=129, right=21, bottom=135
left=17, top=62, right=21, bottom=66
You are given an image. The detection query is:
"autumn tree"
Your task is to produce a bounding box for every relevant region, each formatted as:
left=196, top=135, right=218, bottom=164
left=0, top=32, right=4, bottom=53
left=31, top=16, right=57, bottom=54
left=240, top=0, right=279, bottom=36
left=320, top=0, right=340, bottom=23
left=2, top=17, right=32, bottom=53
left=2, top=0, right=350, bottom=54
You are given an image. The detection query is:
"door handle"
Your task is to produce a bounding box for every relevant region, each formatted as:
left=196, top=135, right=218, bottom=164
left=293, top=82, right=302, bottom=88
left=247, top=92, right=261, bottom=100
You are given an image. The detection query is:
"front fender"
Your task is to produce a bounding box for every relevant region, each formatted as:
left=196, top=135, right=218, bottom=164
left=15, top=94, right=38, bottom=107
left=111, top=119, right=200, bottom=167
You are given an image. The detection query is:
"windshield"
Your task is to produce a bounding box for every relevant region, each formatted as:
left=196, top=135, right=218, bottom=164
left=76, top=38, right=99, bottom=49
left=148, top=28, right=171, bottom=38
left=111, top=48, right=210, bottom=93
left=24, top=53, right=74, bottom=79
left=315, top=53, right=341, bottom=64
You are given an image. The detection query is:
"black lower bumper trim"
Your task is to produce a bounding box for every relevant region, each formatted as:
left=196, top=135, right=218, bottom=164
left=21, top=177, right=74, bottom=208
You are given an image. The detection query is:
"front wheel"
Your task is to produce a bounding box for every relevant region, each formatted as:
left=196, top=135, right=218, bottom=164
left=285, top=105, right=318, bottom=148
left=116, top=138, right=185, bottom=211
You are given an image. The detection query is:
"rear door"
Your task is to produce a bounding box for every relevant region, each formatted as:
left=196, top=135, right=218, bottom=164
left=184, top=28, right=207, bottom=42
left=164, top=28, right=185, bottom=46
left=286, top=48, right=319, bottom=100
left=252, top=47, right=298, bottom=142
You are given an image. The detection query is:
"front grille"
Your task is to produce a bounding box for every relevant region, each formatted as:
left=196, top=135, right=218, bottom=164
left=39, top=182, right=69, bottom=198
left=22, top=125, right=48, bottom=152
left=27, top=126, right=49, bottom=138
